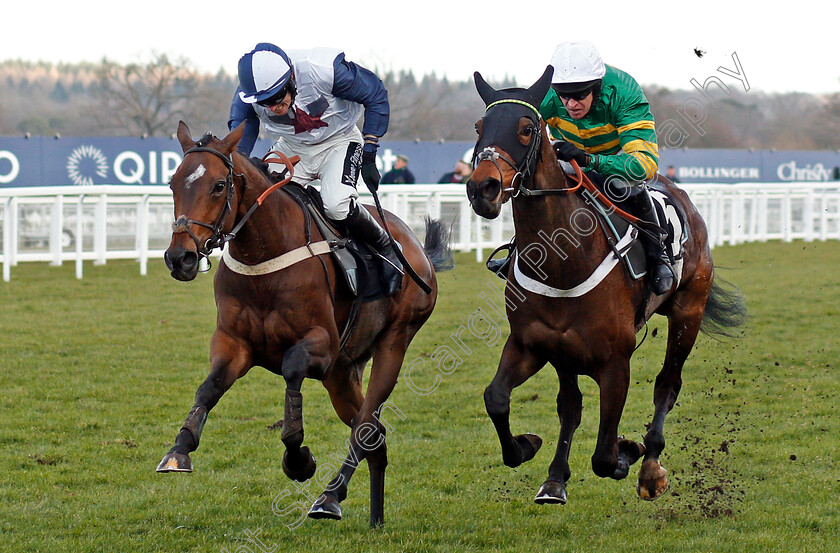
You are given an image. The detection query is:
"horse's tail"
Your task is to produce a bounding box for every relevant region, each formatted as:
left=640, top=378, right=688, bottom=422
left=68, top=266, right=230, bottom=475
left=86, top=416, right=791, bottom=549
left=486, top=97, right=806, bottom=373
left=423, top=216, right=455, bottom=272
left=700, top=273, right=748, bottom=338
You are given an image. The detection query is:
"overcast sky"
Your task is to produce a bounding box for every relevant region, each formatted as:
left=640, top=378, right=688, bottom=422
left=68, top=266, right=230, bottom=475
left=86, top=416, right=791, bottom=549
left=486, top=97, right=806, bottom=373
left=4, top=0, right=837, bottom=95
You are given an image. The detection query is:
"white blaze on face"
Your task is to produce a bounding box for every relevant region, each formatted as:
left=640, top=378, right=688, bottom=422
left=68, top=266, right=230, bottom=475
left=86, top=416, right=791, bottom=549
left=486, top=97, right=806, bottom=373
left=184, top=164, right=206, bottom=189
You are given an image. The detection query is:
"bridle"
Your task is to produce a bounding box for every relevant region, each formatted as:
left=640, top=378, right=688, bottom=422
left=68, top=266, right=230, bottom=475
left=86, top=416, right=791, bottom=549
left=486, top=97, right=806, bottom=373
left=474, top=99, right=652, bottom=230
left=473, top=98, right=596, bottom=200
left=170, top=144, right=240, bottom=269
left=474, top=99, right=543, bottom=196
left=170, top=143, right=298, bottom=271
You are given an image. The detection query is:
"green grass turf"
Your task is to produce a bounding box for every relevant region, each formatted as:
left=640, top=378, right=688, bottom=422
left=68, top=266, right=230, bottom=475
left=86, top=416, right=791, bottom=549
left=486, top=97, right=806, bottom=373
left=0, top=240, right=838, bottom=552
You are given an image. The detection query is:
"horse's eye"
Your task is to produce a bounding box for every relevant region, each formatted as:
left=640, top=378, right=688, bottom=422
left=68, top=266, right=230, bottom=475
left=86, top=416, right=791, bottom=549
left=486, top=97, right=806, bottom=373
left=212, top=181, right=226, bottom=194
left=522, top=126, right=534, bottom=137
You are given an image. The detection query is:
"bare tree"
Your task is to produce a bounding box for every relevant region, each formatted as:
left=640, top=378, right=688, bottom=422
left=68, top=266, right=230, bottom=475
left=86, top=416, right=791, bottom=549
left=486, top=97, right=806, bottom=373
left=3, top=58, right=840, bottom=148
left=89, top=54, right=205, bottom=137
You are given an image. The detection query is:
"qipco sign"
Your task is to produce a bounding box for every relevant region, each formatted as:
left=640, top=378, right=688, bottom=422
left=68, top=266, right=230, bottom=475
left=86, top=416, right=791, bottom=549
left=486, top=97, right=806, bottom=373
left=56, top=140, right=184, bottom=186
left=109, top=150, right=184, bottom=185
left=0, top=137, right=189, bottom=187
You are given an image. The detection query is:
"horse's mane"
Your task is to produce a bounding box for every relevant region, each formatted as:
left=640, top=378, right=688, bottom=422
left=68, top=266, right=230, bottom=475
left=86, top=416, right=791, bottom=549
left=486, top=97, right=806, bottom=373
left=242, top=154, right=289, bottom=187
left=195, top=132, right=216, bottom=148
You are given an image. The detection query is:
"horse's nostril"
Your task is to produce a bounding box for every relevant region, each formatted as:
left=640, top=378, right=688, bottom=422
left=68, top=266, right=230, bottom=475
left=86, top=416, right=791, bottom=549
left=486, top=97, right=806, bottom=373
left=181, top=251, right=198, bottom=269
left=165, top=248, right=198, bottom=273
left=482, top=178, right=502, bottom=201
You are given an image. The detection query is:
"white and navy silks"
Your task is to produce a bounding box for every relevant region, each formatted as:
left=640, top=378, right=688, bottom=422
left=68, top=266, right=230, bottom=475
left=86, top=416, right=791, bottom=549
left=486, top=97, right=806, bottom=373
left=228, top=47, right=389, bottom=220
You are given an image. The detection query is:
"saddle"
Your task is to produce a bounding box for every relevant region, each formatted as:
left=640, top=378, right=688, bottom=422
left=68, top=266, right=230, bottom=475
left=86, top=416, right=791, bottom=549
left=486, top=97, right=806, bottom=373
left=281, top=183, right=388, bottom=302
left=487, top=183, right=689, bottom=286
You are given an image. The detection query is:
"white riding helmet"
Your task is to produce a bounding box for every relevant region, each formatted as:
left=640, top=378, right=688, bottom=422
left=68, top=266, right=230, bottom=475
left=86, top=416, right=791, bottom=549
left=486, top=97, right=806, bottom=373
left=549, top=41, right=606, bottom=93
left=238, top=43, right=294, bottom=104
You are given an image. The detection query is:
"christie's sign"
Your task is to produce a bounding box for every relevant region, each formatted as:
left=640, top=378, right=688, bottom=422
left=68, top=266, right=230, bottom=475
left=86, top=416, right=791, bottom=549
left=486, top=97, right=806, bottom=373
left=660, top=148, right=840, bottom=183
left=776, top=161, right=835, bottom=182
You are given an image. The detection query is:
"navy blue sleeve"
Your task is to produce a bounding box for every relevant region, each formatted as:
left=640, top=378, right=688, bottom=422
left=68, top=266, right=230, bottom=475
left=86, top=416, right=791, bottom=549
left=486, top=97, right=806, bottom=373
left=228, top=87, right=261, bottom=155
left=331, top=55, right=389, bottom=151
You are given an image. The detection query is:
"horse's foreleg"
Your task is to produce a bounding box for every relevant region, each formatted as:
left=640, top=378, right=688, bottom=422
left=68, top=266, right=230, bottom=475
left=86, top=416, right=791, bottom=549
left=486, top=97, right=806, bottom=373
left=638, top=306, right=704, bottom=500
left=535, top=371, right=582, bottom=505
left=157, top=332, right=251, bottom=472
left=280, top=327, right=332, bottom=483
left=310, top=333, right=405, bottom=527
left=485, top=337, right=545, bottom=469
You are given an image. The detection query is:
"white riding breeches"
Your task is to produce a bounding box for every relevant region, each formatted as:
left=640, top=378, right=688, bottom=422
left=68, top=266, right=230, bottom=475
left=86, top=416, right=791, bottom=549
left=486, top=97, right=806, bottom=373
left=267, top=127, right=363, bottom=221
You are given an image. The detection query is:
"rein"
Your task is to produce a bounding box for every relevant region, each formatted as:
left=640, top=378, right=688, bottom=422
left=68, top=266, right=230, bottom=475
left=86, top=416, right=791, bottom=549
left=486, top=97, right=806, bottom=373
left=225, top=151, right=298, bottom=242
left=515, top=158, right=644, bottom=227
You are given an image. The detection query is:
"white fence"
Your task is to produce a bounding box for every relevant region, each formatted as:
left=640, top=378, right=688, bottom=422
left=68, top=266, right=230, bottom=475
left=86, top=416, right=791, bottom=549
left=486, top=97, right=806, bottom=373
left=2, top=182, right=840, bottom=281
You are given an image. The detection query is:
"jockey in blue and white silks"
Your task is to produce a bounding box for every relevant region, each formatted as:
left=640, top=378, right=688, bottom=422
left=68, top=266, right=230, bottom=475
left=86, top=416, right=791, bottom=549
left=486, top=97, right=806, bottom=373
left=228, top=43, right=401, bottom=296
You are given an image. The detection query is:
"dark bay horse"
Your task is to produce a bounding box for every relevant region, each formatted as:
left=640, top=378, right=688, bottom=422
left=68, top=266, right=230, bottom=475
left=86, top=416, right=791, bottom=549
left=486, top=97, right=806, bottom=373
left=466, top=68, right=746, bottom=504
left=157, top=121, right=447, bottom=527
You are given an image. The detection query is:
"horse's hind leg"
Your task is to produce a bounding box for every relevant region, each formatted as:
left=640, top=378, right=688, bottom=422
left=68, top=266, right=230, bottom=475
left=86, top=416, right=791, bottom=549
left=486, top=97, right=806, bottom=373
left=485, top=337, right=545, bottom=469
left=535, top=371, right=582, bottom=505
left=591, top=353, right=645, bottom=480
left=157, top=331, right=251, bottom=472
left=638, top=289, right=706, bottom=500
left=279, top=327, right=333, bottom=483
left=310, top=333, right=407, bottom=527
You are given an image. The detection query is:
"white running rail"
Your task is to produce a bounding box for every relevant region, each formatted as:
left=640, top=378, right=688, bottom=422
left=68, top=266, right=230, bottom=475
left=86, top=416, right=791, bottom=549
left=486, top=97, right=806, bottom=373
left=2, top=182, right=839, bottom=281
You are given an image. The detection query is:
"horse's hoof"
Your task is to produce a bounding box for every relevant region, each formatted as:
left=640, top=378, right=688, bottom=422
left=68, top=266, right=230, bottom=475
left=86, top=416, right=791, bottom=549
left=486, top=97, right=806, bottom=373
left=502, top=433, right=542, bottom=468
left=637, top=459, right=669, bottom=501
left=282, top=446, right=316, bottom=482
left=308, top=494, right=342, bottom=520
left=156, top=452, right=193, bottom=472
left=613, top=440, right=645, bottom=480
left=618, top=439, right=646, bottom=466
left=516, top=433, right=543, bottom=463
left=534, top=480, right=567, bottom=505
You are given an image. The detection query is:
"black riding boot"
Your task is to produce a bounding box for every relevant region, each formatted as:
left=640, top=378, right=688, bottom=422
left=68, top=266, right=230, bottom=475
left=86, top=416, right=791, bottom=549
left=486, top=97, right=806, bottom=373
left=344, top=202, right=403, bottom=296
left=623, top=186, right=675, bottom=295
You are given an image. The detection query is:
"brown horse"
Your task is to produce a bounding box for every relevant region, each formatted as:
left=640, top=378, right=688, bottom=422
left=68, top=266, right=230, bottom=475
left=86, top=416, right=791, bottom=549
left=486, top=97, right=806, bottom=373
left=157, top=121, right=448, bottom=527
left=466, top=68, right=746, bottom=504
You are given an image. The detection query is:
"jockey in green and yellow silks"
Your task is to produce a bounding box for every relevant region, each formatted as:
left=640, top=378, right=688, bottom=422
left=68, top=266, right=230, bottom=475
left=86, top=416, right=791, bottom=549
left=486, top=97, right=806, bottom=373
left=540, top=65, right=658, bottom=183
left=540, top=41, right=675, bottom=295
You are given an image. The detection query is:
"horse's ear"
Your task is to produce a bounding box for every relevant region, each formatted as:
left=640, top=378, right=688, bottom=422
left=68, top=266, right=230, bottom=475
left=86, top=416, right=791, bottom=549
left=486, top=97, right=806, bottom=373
left=220, top=122, right=246, bottom=156
left=474, top=71, right=496, bottom=106
left=176, top=121, right=196, bottom=153
left=528, top=65, right=554, bottom=107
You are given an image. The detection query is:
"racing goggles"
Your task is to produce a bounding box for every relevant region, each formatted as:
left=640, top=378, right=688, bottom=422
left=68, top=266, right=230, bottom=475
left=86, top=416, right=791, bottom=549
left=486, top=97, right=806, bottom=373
left=553, top=85, right=594, bottom=102
left=257, top=83, right=292, bottom=107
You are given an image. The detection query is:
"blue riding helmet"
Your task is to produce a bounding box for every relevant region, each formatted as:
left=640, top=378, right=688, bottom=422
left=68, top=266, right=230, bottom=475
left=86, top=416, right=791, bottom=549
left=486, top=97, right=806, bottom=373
left=237, top=43, right=295, bottom=104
